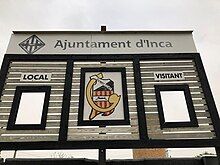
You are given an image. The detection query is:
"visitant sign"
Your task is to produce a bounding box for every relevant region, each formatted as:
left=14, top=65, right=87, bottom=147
left=154, top=72, right=185, bottom=81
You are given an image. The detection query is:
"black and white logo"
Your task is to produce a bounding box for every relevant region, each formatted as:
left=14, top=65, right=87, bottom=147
left=19, top=35, right=45, bottom=54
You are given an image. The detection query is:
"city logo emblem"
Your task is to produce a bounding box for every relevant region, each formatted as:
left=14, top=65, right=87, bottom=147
left=86, top=73, right=121, bottom=120
left=19, top=35, right=45, bottom=54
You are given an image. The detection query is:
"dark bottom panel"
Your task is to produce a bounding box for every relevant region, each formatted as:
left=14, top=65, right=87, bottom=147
left=1, top=139, right=220, bottom=150
left=5, top=157, right=218, bottom=165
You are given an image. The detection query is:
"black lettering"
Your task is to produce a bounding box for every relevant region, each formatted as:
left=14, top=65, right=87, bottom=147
left=136, top=39, right=143, bottom=48
left=27, top=75, right=33, bottom=80
left=174, top=73, right=180, bottom=78
left=23, top=74, right=27, bottom=80
left=76, top=42, right=84, bottom=48
left=91, top=42, right=97, bottom=48
left=126, top=40, right=131, bottom=48
left=98, top=42, right=110, bottom=48
left=155, top=74, right=160, bottom=79
left=117, top=42, right=126, bottom=48
left=39, top=75, right=44, bottom=80
left=68, top=42, right=75, bottom=48
left=150, top=41, right=158, bottom=47
left=34, top=75, right=39, bottom=80
left=166, top=42, right=173, bottom=47
left=63, top=40, right=67, bottom=50
left=111, top=42, right=117, bottom=48
left=170, top=73, right=175, bottom=78
left=45, top=75, right=48, bottom=80
left=146, top=40, right=150, bottom=47
left=159, top=42, right=165, bottom=47
left=118, top=42, right=126, bottom=48
left=85, top=40, right=90, bottom=48
left=54, top=40, right=63, bottom=49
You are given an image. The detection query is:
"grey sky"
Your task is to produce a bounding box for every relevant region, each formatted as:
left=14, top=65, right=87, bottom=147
left=0, top=0, right=220, bottom=159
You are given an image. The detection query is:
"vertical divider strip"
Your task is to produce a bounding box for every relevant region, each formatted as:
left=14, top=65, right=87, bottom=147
left=194, top=54, right=220, bottom=138
left=133, top=56, right=148, bottom=140
left=0, top=55, right=10, bottom=101
left=59, top=60, right=74, bottom=141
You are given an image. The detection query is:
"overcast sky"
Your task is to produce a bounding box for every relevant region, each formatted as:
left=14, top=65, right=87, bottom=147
left=1, top=0, right=220, bottom=159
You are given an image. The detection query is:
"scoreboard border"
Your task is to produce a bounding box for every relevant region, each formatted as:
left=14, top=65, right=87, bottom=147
left=0, top=53, right=219, bottom=150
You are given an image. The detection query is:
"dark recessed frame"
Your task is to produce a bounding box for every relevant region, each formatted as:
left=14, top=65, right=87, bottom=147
left=78, top=67, right=130, bottom=126
left=7, top=86, right=51, bottom=130
left=154, top=84, right=199, bottom=129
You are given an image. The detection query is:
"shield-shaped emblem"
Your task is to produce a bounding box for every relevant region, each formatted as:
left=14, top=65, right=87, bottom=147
left=86, top=73, right=121, bottom=120
left=93, top=78, right=114, bottom=116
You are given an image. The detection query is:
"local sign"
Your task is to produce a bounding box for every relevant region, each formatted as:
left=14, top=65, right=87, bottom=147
left=20, top=73, right=52, bottom=82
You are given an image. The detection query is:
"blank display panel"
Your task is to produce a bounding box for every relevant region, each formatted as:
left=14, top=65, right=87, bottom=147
left=15, top=92, right=46, bottom=124
left=155, top=85, right=198, bottom=128
left=160, top=91, right=190, bottom=122
left=7, top=86, right=51, bottom=130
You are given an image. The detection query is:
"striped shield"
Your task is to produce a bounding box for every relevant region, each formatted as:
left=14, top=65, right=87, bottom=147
left=92, top=78, right=114, bottom=116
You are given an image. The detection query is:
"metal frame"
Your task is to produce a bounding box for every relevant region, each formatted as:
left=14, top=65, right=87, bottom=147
left=78, top=67, right=130, bottom=126
left=7, top=86, right=51, bottom=130
left=154, top=84, right=198, bottom=129
left=0, top=53, right=219, bottom=150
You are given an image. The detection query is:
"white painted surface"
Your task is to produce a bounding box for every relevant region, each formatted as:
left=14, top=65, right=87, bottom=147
left=15, top=92, right=46, bottom=124
left=160, top=91, right=190, bottom=122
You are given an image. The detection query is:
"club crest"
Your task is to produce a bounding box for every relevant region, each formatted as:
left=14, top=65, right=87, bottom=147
left=86, top=73, right=121, bottom=120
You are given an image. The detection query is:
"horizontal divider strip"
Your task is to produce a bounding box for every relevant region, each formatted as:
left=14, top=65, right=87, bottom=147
left=148, top=132, right=215, bottom=139
left=73, top=67, right=134, bottom=72
left=72, top=72, right=134, bottom=79
left=72, top=78, right=134, bottom=84
left=140, top=62, right=195, bottom=67
left=0, top=135, right=58, bottom=142
left=140, top=60, right=193, bottom=63
left=9, top=69, right=67, bottom=72
left=0, top=128, right=60, bottom=134
left=147, top=125, right=214, bottom=132
left=6, top=83, right=64, bottom=85
left=10, top=64, right=67, bottom=67
left=74, top=63, right=133, bottom=68
left=140, top=65, right=195, bottom=69
left=142, top=77, right=199, bottom=82
left=0, top=114, right=62, bottom=120
left=140, top=67, right=196, bottom=72
left=68, top=119, right=138, bottom=127
left=0, top=121, right=61, bottom=127
left=144, top=106, right=208, bottom=112
left=68, top=127, right=138, bottom=134
left=4, top=85, right=65, bottom=89
left=2, top=89, right=64, bottom=95
left=67, top=134, right=139, bottom=141
left=142, top=83, right=201, bottom=88
left=6, top=79, right=65, bottom=84
left=145, top=118, right=212, bottom=125
left=11, top=62, right=67, bottom=65
left=0, top=101, right=63, bottom=108
left=69, top=106, right=137, bottom=113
